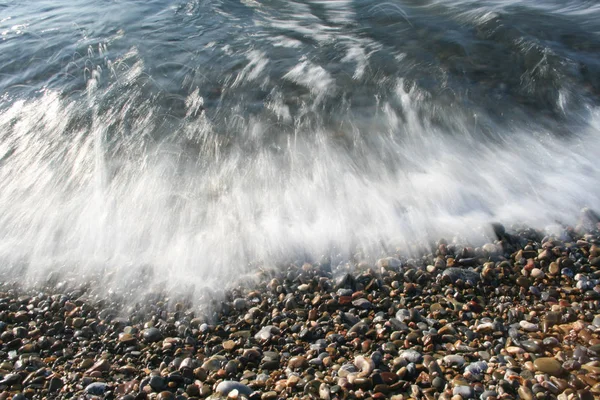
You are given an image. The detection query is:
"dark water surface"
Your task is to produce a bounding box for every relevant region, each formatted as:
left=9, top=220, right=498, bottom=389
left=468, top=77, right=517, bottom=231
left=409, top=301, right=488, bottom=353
left=1, top=0, right=600, bottom=296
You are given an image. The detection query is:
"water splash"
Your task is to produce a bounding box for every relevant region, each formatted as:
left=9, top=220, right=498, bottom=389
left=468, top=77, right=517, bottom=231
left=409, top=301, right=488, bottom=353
left=1, top=0, right=600, bottom=307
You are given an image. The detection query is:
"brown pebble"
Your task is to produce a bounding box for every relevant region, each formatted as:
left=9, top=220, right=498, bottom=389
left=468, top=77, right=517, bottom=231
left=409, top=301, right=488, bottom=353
left=533, top=357, right=564, bottom=376
left=157, top=391, right=175, bottom=400
left=288, top=356, right=307, bottom=369
left=222, top=340, right=236, bottom=351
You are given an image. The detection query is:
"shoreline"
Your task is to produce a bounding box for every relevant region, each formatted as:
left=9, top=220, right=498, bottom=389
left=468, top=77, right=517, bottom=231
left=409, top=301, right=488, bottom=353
left=0, top=222, right=599, bottom=400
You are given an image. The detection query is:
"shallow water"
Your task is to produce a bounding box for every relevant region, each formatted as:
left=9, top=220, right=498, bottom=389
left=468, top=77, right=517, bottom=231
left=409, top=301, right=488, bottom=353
left=1, top=0, right=600, bottom=299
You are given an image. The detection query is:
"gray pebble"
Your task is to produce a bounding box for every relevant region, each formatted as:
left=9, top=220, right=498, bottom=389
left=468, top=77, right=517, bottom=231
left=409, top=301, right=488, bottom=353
left=215, top=380, right=253, bottom=396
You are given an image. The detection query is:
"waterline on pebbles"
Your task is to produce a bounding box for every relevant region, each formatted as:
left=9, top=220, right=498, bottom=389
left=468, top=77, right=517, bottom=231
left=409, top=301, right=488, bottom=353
left=0, top=221, right=599, bottom=399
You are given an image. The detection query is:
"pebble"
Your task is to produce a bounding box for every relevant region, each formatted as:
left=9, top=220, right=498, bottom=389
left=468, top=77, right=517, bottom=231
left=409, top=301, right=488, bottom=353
left=519, top=320, right=539, bottom=332
left=442, top=268, right=481, bottom=283
left=453, top=385, right=474, bottom=398
left=216, top=381, right=253, bottom=396
left=480, top=390, right=497, bottom=400
left=518, top=386, right=534, bottom=400
left=531, top=268, right=545, bottom=279
left=288, top=356, right=307, bottom=369
left=85, top=382, right=108, bottom=395
left=533, top=357, right=564, bottom=376
left=464, top=361, right=487, bottom=381
left=233, top=298, right=247, bottom=310
left=0, top=219, right=599, bottom=400
left=142, top=327, right=162, bottom=343
left=444, top=354, right=466, bottom=367
left=398, top=349, right=423, bottom=364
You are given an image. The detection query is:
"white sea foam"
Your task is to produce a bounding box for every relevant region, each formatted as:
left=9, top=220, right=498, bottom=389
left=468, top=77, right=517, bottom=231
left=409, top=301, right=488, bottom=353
left=2, top=0, right=600, bottom=308
left=1, top=72, right=600, bottom=305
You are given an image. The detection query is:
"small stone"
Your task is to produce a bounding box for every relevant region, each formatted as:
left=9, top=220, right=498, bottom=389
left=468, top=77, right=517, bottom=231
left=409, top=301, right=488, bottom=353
left=255, top=325, right=279, bottom=341
left=518, top=386, right=533, bottom=400
left=85, top=382, right=108, bottom=395
left=48, top=377, right=63, bottom=393
left=480, top=390, right=498, bottom=400
left=288, top=356, right=307, bottom=369
left=453, top=385, right=474, bottom=398
left=530, top=268, right=545, bottom=279
left=186, top=384, right=200, bottom=397
left=398, top=349, right=423, bottom=364
left=444, top=355, right=466, bottom=367
left=442, top=268, right=480, bottom=284
left=432, top=377, right=445, bottom=392
left=223, top=340, right=236, bottom=351
left=520, top=339, right=542, bottom=353
left=464, top=361, right=487, bottom=381
left=476, top=322, right=494, bottom=333
left=261, top=391, right=278, bottom=400
left=216, top=381, right=253, bottom=396
left=72, top=317, right=85, bottom=328
left=439, top=324, right=457, bottom=335
left=142, top=328, right=162, bottom=343
left=233, top=298, right=247, bottom=310
left=86, top=359, right=110, bottom=375
left=119, top=333, right=136, bottom=344
left=506, top=346, right=525, bottom=355
left=517, top=276, right=531, bottom=287
left=157, top=391, right=175, bottom=400
left=352, top=298, right=372, bottom=309
left=519, top=320, right=538, bottom=332
left=149, top=375, right=166, bottom=392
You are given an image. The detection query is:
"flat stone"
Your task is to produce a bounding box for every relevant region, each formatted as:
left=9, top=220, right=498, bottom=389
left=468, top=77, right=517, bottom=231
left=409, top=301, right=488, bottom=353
left=119, top=333, right=136, bottom=344
left=476, top=322, right=494, bottom=333
left=582, top=364, right=600, bottom=374
left=85, top=359, right=110, bottom=375
left=519, top=320, right=539, bottom=332
left=444, top=355, right=466, bottom=367
left=216, top=381, right=253, bottom=396
left=506, top=346, right=525, bottom=355
left=352, top=298, right=372, bottom=309
left=533, top=357, right=563, bottom=376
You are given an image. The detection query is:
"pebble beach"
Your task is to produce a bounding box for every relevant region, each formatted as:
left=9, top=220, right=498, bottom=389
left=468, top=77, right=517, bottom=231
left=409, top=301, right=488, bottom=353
left=1, top=217, right=600, bottom=400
